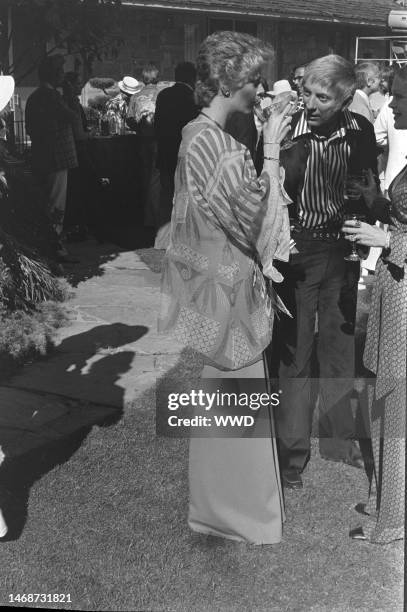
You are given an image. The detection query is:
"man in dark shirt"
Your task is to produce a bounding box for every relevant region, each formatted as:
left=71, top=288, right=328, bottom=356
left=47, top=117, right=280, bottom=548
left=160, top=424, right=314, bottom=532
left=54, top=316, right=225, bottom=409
left=271, top=55, right=379, bottom=489
left=25, top=55, right=77, bottom=259
left=154, top=62, right=199, bottom=230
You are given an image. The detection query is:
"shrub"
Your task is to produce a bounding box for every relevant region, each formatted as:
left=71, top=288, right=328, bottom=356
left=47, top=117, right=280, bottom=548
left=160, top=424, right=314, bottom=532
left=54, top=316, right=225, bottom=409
left=0, top=301, right=69, bottom=380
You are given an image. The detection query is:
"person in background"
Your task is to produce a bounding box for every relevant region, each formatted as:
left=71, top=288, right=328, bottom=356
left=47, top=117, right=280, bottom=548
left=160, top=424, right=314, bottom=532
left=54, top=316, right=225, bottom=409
left=61, top=71, right=88, bottom=239
left=253, top=77, right=269, bottom=174
left=62, top=72, right=88, bottom=140
left=62, top=71, right=109, bottom=240
left=291, top=64, right=306, bottom=111
left=106, top=76, right=142, bottom=130
left=374, top=68, right=406, bottom=194
left=126, top=64, right=162, bottom=131
left=361, top=66, right=396, bottom=275
left=342, top=66, right=407, bottom=544
left=271, top=55, right=378, bottom=490
left=370, top=65, right=394, bottom=119
left=127, top=64, right=163, bottom=227
left=159, top=30, right=292, bottom=544
left=25, top=55, right=78, bottom=263
left=154, top=61, right=199, bottom=240
left=349, top=62, right=381, bottom=123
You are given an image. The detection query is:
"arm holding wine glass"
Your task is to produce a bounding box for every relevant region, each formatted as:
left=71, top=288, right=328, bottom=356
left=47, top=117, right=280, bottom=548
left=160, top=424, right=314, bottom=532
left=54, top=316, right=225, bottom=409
left=342, top=168, right=393, bottom=248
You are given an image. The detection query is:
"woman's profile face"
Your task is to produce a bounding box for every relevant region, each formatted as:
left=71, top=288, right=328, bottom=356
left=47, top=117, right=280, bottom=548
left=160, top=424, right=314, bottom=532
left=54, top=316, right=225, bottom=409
left=389, top=75, right=407, bottom=130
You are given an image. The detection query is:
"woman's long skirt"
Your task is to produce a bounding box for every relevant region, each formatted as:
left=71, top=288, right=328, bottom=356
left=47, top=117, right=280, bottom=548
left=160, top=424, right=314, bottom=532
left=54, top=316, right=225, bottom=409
left=188, top=357, right=284, bottom=544
left=363, top=378, right=405, bottom=544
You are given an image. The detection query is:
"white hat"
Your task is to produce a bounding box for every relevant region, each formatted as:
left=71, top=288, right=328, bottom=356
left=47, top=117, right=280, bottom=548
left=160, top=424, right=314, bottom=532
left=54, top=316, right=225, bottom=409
left=118, top=76, right=142, bottom=95
left=0, top=76, right=15, bottom=112
left=268, top=79, right=293, bottom=97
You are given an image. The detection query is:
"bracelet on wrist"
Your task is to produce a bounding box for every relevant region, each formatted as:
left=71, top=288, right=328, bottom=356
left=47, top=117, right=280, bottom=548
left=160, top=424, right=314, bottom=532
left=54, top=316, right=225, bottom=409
left=384, top=231, right=391, bottom=250
left=263, top=141, right=279, bottom=145
left=263, top=156, right=280, bottom=161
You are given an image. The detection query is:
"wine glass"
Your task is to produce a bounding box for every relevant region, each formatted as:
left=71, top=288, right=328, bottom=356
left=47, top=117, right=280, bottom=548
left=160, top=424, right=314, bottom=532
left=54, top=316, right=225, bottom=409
left=343, top=213, right=365, bottom=262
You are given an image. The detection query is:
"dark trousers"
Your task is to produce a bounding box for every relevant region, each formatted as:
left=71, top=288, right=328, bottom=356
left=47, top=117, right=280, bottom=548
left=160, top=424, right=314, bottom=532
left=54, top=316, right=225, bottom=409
left=269, top=236, right=360, bottom=474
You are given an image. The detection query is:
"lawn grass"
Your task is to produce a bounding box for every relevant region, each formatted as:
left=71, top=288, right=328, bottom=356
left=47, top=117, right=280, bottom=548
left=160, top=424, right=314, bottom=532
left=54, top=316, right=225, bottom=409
left=0, top=355, right=403, bottom=612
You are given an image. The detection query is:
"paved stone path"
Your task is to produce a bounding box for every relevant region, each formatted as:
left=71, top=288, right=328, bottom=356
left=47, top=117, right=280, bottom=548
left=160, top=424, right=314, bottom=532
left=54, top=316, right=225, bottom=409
left=0, top=240, right=182, bottom=462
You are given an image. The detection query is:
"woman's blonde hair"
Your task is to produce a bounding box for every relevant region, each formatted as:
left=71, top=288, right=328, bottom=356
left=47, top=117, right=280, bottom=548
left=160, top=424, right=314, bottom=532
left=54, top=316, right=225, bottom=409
left=195, top=31, right=273, bottom=107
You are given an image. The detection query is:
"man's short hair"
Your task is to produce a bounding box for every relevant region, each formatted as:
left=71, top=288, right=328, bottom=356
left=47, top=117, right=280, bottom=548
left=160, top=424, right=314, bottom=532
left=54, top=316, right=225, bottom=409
left=38, top=54, right=64, bottom=83
left=303, top=55, right=356, bottom=102
left=354, top=62, right=380, bottom=89
left=174, top=62, right=196, bottom=85
left=142, top=64, right=159, bottom=85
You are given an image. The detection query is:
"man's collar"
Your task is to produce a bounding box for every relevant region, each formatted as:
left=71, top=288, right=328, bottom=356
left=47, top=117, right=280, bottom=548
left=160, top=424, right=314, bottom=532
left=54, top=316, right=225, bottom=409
left=293, top=108, right=361, bottom=140
left=355, top=89, right=369, bottom=103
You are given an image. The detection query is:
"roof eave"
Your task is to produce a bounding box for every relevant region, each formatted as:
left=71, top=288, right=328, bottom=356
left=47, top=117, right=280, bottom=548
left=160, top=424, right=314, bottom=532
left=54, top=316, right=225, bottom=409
left=122, top=1, right=390, bottom=28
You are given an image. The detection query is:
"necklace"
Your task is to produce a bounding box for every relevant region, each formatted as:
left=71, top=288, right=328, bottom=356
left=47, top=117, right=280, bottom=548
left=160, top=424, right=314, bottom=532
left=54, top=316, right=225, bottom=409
left=200, top=111, right=224, bottom=130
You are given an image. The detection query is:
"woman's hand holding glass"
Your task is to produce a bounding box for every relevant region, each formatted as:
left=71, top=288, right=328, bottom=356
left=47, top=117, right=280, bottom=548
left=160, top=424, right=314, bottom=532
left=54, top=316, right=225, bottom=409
left=342, top=218, right=389, bottom=248
left=263, top=102, right=293, bottom=145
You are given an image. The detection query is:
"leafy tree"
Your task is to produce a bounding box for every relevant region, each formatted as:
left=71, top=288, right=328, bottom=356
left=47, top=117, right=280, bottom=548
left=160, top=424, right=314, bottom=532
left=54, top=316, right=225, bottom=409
left=1, top=0, right=123, bottom=84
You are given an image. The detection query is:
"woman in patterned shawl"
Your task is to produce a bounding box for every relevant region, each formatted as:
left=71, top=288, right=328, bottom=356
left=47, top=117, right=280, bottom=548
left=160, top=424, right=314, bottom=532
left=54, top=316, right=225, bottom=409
left=342, top=67, right=407, bottom=544
left=159, top=31, right=293, bottom=544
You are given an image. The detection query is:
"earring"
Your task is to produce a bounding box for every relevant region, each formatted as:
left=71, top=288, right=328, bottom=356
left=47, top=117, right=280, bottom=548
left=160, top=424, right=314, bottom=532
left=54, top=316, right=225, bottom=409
left=221, top=88, right=231, bottom=98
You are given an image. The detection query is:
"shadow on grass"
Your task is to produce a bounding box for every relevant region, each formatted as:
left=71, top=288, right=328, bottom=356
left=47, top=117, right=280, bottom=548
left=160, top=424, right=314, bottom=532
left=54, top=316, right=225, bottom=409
left=0, top=323, right=148, bottom=541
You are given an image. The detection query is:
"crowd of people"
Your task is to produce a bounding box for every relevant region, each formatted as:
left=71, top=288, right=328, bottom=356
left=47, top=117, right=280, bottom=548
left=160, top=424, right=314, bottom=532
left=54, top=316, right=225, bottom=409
left=0, top=31, right=405, bottom=548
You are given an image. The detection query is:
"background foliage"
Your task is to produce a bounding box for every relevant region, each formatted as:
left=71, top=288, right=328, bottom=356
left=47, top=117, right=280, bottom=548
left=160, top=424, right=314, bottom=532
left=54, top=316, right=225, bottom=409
left=1, top=0, right=123, bottom=83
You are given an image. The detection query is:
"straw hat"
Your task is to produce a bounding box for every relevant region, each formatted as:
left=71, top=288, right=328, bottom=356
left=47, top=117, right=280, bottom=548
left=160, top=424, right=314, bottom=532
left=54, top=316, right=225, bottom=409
left=118, top=76, right=143, bottom=95
left=267, top=79, right=293, bottom=97
left=0, top=76, right=15, bottom=112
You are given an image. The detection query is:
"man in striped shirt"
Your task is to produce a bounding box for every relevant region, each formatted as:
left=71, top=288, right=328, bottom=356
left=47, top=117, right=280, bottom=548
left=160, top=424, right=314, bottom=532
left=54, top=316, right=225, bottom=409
left=271, top=55, right=378, bottom=489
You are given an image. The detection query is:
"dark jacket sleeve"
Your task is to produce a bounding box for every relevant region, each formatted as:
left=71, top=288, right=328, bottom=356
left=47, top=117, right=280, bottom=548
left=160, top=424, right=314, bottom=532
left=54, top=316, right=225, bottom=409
left=348, top=113, right=379, bottom=176
left=347, top=113, right=380, bottom=222
left=370, top=195, right=391, bottom=224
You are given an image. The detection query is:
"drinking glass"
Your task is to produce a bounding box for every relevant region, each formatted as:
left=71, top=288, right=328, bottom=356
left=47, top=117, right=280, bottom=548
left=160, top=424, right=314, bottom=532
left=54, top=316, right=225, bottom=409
left=343, top=213, right=365, bottom=262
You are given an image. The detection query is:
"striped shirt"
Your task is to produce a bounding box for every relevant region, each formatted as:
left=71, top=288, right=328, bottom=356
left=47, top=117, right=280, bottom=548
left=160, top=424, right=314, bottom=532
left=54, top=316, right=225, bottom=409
left=293, top=109, right=361, bottom=229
